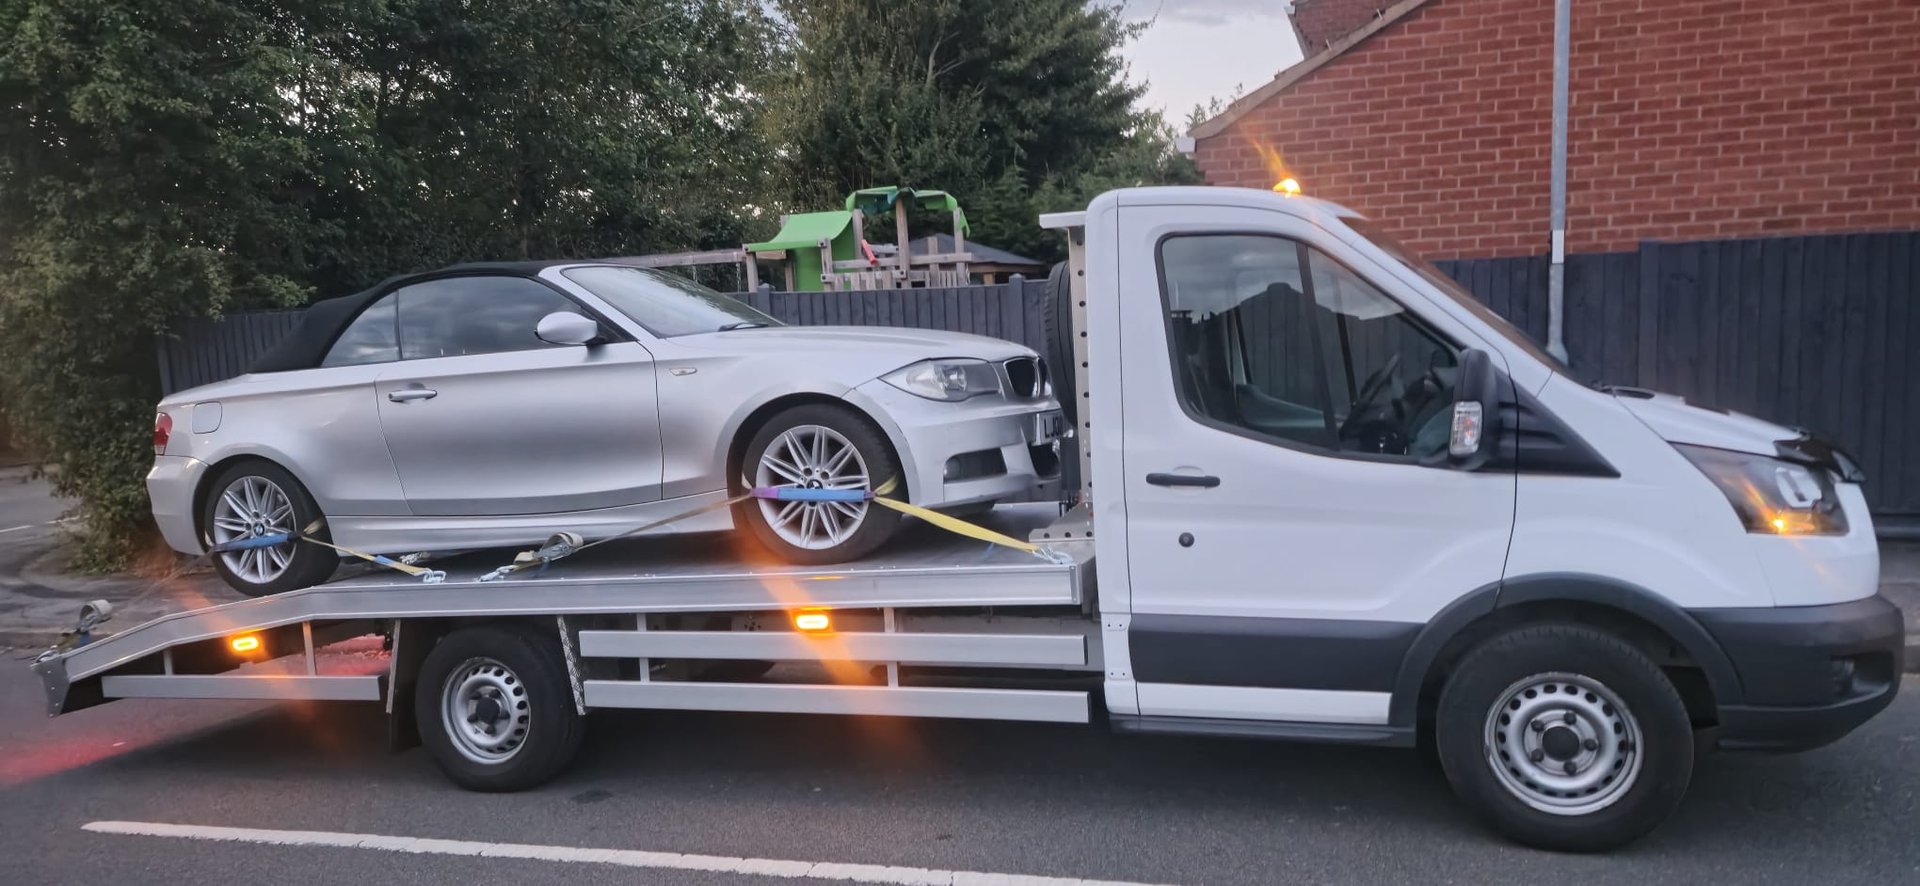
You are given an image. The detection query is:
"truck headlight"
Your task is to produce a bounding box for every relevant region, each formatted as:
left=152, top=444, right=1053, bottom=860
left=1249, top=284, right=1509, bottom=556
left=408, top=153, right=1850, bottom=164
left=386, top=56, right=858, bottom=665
left=1675, top=444, right=1849, bottom=536
left=882, top=359, right=1000, bottom=402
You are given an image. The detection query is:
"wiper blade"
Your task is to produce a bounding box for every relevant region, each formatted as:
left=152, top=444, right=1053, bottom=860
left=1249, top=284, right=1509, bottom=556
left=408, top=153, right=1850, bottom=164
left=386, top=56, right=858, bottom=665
left=717, top=321, right=769, bottom=331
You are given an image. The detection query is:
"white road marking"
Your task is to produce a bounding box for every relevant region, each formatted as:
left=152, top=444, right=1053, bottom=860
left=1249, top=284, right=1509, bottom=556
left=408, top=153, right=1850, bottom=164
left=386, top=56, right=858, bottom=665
left=0, top=517, right=75, bottom=535
left=83, top=821, right=1167, bottom=886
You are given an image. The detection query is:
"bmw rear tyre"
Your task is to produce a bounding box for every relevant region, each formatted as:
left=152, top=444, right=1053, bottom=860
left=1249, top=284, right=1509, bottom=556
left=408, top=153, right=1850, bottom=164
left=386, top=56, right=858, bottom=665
left=1435, top=623, right=1694, bottom=852
left=737, top=404, right=903, bottom=564
left=201, top=460, right=337, bottom=597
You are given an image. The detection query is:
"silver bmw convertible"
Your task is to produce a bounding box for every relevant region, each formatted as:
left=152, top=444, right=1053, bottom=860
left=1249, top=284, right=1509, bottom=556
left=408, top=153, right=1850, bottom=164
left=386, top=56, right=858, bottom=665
left=148, top=262, right=1063, bottom=595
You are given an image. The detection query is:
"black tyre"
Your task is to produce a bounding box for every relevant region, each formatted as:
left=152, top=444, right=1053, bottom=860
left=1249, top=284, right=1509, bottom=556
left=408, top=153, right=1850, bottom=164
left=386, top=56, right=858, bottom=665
left=1041, top=261, right=1082, bottom=497
left=416, top=624, right=585, bottom=792
left=200, top=460, right=338, bottom=597
left=735, top=403, right=903, bottom=564
left=1435, top=623, right=1694, bottom=852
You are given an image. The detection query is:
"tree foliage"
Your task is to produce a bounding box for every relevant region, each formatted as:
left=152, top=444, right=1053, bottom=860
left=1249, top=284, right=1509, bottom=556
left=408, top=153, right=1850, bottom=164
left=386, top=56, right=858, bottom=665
left=0, top=0, right=1200, bottom=566
left=0, top=0, right=777, bottom=565
left=768, top=0, right=1199, bottom=261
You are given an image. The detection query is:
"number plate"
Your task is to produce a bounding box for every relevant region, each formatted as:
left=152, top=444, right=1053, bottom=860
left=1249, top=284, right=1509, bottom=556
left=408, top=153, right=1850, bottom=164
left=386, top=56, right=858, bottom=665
left=1028, top=409, right=1068, bottom=443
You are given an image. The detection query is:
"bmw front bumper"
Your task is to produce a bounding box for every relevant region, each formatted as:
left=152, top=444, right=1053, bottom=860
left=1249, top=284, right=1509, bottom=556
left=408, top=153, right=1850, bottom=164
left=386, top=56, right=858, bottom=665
left=847, top=380, right=1063, bottom=508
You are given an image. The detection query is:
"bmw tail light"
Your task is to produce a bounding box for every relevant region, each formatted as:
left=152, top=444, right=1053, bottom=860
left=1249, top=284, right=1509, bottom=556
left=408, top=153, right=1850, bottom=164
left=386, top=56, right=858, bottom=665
left=153, top=413, right=172, bottom=456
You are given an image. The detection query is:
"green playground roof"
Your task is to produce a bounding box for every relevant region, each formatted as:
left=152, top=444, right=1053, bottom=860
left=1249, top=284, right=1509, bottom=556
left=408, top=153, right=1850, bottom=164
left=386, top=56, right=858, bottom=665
left=745, top=210, right=854, bottom=252
left=845, top=186, right=969, bottom=235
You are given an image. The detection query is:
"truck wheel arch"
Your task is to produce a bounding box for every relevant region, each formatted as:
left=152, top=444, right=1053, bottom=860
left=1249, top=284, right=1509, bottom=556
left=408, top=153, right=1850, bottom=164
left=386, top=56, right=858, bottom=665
left=1390, top=574, right=1743, bottom=730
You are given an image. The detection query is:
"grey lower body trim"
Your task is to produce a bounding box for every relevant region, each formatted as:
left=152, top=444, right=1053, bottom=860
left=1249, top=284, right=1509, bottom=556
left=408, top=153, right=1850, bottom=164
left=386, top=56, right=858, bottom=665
left=101, top=674, right=383, bottom=702
left=577, top=630, right=1086, bottom=667
left=581, top=680, right=1089, bottom=723
left=1108, top=713, right=1416, bottom=747
left=1130, top=614, right=1420, bottom=692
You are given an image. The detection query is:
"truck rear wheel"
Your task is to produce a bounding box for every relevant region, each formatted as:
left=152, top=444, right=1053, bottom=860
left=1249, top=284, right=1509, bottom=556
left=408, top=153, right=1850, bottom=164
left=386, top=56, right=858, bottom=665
left=416, top=624, right=584, bottom=792
left=1435, top=623, right=1693, bottom=852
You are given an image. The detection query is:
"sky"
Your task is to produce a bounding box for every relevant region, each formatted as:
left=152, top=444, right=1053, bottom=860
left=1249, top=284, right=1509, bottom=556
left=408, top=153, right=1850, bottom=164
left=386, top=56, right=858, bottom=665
left=1118, top=1, right=1306, bottom=130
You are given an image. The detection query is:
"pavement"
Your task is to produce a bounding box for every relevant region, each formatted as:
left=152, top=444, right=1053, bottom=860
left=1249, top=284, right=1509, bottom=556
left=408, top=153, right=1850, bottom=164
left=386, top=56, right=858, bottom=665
left=0, top=467, right=240, bottom=651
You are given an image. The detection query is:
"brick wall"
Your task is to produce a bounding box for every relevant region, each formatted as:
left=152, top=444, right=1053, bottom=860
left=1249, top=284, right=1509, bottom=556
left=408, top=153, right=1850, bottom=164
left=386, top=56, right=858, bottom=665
left=1292, top=0, right=1390, bottom=54
left=1567, top=0, right=1920, bottom=252
left=1194, top=0, right=1920, bottom=258
left=1194, top=0, right=1553, bottom=258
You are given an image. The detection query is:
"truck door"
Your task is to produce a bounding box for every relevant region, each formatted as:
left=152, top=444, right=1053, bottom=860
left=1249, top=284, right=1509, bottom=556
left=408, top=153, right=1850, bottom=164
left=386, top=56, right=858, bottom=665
left=1110, top=200, right=1516, bottom=726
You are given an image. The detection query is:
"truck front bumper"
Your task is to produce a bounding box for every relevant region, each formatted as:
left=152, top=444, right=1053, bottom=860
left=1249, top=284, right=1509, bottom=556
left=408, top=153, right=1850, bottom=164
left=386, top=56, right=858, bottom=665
left=1693, top=595, right=1904, bottom=752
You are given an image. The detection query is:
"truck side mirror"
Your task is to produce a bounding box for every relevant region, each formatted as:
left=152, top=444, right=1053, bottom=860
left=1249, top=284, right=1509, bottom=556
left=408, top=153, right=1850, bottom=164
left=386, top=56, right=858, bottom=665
left=1448, top=349, right=1501, bottom=470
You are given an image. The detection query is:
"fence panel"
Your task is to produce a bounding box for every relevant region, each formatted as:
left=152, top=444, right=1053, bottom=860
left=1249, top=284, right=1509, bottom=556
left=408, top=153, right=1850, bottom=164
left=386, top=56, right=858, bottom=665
left=1434, top=233, right=1920, bottom=517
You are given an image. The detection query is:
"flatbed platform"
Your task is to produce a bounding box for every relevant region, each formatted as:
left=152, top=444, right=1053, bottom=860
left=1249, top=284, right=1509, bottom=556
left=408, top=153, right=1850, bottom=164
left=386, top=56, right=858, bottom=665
left=35, top=504, right=1088, bottom=713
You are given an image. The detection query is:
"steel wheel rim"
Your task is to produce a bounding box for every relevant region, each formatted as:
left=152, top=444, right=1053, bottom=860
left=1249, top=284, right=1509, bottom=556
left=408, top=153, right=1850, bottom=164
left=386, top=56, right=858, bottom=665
left=754, top=424, right=870, bottom=550
left=1483, top=671, right=1644, bottom=816
left=441, top=657, right=531, bottom=764
left=209, top=475, right=296, bottom=585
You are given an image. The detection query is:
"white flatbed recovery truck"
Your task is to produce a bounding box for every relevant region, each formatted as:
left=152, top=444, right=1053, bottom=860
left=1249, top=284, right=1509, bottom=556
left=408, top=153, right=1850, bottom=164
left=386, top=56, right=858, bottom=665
left=33, top=187, right=1903, bottom=852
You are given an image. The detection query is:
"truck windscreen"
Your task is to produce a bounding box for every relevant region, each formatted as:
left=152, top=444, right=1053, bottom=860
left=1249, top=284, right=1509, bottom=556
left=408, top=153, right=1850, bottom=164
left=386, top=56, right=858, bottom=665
left=1341, top=217, right=1581, bottom=382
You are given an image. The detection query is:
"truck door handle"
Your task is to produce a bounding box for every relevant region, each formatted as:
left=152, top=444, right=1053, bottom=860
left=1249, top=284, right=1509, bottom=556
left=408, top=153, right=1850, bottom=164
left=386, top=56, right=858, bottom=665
left=1146, top=472, right=1219, bottom=488
left=387, top=387, right=437, bottom=403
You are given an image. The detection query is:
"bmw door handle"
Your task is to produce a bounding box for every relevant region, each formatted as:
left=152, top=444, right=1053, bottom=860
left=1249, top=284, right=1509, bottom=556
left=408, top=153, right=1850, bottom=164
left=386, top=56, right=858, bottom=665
left=387, top=387, right=437, bottom=403
left=1146, top=472, right=1220, bottom=488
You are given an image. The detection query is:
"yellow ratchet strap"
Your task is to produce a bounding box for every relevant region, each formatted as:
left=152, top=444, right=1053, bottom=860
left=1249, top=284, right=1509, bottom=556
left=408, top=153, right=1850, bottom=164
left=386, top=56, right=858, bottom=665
left=869, top=496, right=1042, bottom=554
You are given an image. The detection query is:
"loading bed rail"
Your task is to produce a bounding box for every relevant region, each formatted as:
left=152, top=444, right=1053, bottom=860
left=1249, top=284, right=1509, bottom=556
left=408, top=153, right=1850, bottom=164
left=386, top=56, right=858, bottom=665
left=33, top=505, right=1088, bottom=717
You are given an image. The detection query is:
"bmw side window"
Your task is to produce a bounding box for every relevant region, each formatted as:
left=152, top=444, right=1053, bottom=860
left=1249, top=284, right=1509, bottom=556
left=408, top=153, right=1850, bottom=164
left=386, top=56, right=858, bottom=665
left=1158, top=234, right=1458, bottom=460
left=396, top=276, right=578, bottom=360
left=320, top=293, right=398, bottom=367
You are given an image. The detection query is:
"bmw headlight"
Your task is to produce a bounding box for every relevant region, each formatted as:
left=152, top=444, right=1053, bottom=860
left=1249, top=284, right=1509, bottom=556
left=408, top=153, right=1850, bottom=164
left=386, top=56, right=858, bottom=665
left=882, top=359, right=1001, bottom=402
left=1674, top=444, right=1849, bottom=536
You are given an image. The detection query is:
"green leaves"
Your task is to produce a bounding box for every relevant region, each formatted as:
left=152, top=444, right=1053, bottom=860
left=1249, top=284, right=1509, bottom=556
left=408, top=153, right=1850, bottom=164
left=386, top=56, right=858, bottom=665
left=0, top=0, right=1193, bottom=567
left=0, top=0, right=780, bottom=567
left=764, top=0, right=1197, bottom=262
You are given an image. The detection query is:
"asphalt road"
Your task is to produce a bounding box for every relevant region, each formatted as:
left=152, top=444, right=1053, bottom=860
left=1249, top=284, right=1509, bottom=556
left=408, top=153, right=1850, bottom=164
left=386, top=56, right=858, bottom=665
left=1, top=657, right=1915, bottom=886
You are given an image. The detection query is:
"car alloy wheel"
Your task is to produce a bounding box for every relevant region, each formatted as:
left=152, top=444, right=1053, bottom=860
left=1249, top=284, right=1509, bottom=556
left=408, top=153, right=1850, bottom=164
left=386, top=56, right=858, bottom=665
left=209, top=475, right=297, bottom=585
left=753, top=423, right=872, bottom=550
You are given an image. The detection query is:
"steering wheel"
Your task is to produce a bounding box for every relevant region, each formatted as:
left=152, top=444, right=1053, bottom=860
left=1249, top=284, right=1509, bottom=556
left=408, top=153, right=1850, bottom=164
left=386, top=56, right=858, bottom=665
left=1342, top=353, right=1402, bottom=432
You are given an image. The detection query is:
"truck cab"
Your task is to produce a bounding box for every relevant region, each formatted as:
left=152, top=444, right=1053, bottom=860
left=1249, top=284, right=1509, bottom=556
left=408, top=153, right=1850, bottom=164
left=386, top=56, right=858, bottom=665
left=1054, top=187, right=1900, bottom=848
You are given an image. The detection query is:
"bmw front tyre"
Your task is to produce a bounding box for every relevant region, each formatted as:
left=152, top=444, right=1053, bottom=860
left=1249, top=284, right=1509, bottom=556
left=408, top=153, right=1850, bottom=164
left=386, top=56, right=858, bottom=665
left=1435, top=623, right=1694, bottom=852
left=737, top=404, right=903, bottom=564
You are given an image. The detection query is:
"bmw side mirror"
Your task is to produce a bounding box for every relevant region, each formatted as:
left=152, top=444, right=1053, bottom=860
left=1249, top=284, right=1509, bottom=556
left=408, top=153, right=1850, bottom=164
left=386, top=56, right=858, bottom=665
left=1447, top=349, right=1502, bottom=470
left=536, top=311, right=602, bottom=346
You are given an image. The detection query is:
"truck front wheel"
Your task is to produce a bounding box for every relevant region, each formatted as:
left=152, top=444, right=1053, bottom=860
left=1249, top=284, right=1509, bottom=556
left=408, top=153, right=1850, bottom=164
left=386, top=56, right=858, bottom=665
left=416, top=624, right=585, bottom=792
left=1435, top=623, right=1694, bottom=852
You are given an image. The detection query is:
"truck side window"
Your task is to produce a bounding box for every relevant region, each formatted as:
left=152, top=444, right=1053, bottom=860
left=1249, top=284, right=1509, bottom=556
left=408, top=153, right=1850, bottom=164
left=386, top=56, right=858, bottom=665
left=1158, top=234, right=1457, bottom=460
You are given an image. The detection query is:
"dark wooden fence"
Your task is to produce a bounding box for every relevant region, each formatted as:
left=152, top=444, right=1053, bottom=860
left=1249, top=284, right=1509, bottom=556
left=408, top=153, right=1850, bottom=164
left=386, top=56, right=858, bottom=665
left=157, top=231, right=1920, bottom=519
left=736, top=280, right=1054, bottom=355
left=157, top=310, right=303, bottom=397
left=1435, top=232, right=1920, bottom=520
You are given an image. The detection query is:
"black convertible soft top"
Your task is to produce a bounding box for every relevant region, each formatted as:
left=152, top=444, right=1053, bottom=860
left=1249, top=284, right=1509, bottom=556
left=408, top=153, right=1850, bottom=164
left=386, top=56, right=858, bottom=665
left=248, top=261, right=595, bottom=373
